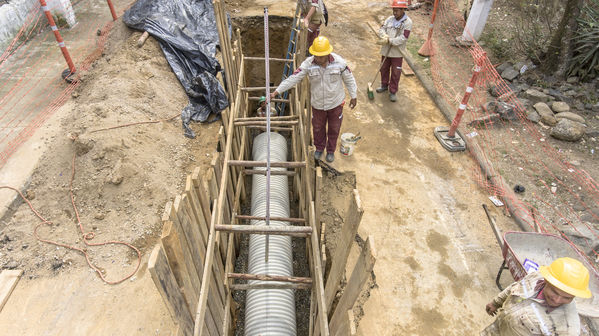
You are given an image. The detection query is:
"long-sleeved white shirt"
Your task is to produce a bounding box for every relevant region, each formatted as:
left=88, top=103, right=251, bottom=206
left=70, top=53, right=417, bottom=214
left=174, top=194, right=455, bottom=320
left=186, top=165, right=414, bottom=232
left=275, top=53, right=357, bottom=110
left=379, top=14, right=413, bottom=58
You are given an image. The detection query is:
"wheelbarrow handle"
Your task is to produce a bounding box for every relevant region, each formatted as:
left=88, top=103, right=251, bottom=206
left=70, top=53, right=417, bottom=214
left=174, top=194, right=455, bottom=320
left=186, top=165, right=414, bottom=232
left=483, top=204, right=504, bottom=250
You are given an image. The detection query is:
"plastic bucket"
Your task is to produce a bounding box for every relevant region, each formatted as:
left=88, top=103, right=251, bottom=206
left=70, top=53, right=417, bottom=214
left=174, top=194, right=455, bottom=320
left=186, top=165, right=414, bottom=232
left=339, top=133, right=357, bottom=156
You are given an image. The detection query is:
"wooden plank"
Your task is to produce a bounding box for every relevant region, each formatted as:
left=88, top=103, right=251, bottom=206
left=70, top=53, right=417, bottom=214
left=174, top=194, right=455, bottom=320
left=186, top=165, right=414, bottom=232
left=228, top=160, right=306, bottom=168
left=191, top=168, right=212, bottom=231
left=234, top=214, right=305, bottom=223
left=175, top=196, right=225, bottom=332
left=0, top=270, right=22, bottom=312
left=230, top=283, right=311, bottom=290
left=324, top=189, right=364, bottom=310
left=332, top=310, right=356, bottom=336
left=215, top=224, right=312, bottom=237
left=185, top=175, right=209, bottom=246
left=161, top=220, right=198, bottom=314
left=228, top=273, right=312, bottom=284
left=315, top=167, right=323, bottom=238
left=402, top=61, right=415, bottom=76
left=310, top=202, right=330, bottom=336
left=329, top=236, right=376, bottom=334
left=321, top=222, right=326, bottom=275
left=149, top=245, right=194, bottom=336
left=169, top=200, right=218, bottom=335
left=244, top=169, right=296, bottom=176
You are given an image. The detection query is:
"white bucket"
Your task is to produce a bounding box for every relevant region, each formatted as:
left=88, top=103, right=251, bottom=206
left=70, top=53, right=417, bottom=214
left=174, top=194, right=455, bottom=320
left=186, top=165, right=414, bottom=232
left=339, top=133, right=358, bottom=156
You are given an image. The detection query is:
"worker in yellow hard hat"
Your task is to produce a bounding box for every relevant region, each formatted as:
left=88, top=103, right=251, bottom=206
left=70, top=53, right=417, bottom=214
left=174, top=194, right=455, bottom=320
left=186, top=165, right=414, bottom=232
left=481, top=257, right=593, bottom=335
left=271, top=36, right=357, bottom=163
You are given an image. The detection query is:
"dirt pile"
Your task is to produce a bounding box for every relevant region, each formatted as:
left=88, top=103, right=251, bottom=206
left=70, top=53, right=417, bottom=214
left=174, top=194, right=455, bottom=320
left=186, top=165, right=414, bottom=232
left=0, top=21, right=219, bottom=282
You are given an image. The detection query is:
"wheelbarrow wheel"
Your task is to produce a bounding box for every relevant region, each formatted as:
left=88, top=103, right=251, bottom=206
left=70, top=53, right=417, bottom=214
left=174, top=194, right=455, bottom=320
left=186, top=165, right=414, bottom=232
left=496, top=260, right=508, bottom=291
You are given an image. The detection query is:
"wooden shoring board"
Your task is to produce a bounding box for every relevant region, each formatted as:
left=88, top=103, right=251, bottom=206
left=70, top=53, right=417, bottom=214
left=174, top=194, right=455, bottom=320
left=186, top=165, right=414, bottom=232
left=402, top=60, right=415, bottom=76
left=191, top=168, right=212, bottom=231
left=176, top=196, right=226, bottom=321
left=315, top=167, right=323, bottom=238
left=0, top=269, right=22, bottom=313
left=324, top=189, right=363, bottom=310
left=210, top=155, right=230, bottom=260
left=185, top=176, right=209, bottom=247
left=194, top=57, right=245, bottom=336
left=149, top=245, right=195, bottom=336
left=170, top=198, right=220, bottom=335
left=309, top=202, right=330, bottom=336
left=331, top=310, right=357, bottom=336
left=161, top=220, right=198, bottom=314
left=329, top=236, right=376, bottom=334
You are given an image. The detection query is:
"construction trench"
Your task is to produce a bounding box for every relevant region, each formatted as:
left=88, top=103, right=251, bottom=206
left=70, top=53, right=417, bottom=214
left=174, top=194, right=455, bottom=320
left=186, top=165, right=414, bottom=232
left=148, top=1, right=372, bottom=335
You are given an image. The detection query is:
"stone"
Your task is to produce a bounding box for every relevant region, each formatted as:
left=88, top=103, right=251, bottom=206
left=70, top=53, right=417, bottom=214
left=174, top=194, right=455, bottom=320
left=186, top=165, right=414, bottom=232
left=496, top=101, right=518, bottom=120
left=522, top=89, right=550, bottom=104
left=584, top=103, right=593, bottom=110
left=94, top=213, right=105, bottom=220
left=551, top=101, right=570, bottom=113
left=483, top=101, right=497, bottom=113
left=593, top=103, right=599, bottom=112
left=74, top=136, right=95, bottom=156
left=496, top=62, right=513, bottom=74
left=501, top=68, right=520, bottom=81
left=25, top=190, right=35, bottom=200
left=564, top=90, right=577, bottom=97
left=585, top=129, right=599, bottom=138
left=6, top=261, right=18, bottom=270
left=561, top=224, right=599, bottom=256
left=526, top=111, right=541, bottom=123
left=566, top=76, right=579, bottom=84
left=513, top=61, right=527, bottom=72
left=555, top=112, right=585, bottom=124
left=533, top=102, right=557, bottom=126
left=108, top=159, right=124, bottom=185
left=550, top=119, right=586, bottom=142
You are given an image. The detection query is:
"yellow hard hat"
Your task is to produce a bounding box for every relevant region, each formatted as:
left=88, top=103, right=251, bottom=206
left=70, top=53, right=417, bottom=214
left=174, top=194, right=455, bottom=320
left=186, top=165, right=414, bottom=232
left=309, top=36, right=333, bottom=56
left=540, top=257, right=592, bottom=298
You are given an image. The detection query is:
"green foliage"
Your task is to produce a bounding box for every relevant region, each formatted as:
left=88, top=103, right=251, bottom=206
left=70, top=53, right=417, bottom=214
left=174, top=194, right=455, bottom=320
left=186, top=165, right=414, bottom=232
left=53, top=14, right=69, bottom=29
left=568, top=0, right=599, bottom=80
left=479, top=29, right=511, bottom=62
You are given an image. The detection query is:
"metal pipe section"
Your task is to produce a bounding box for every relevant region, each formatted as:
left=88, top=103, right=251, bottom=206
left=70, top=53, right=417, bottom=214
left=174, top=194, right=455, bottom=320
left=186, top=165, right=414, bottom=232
left=245, top=132, right=296, bottom=336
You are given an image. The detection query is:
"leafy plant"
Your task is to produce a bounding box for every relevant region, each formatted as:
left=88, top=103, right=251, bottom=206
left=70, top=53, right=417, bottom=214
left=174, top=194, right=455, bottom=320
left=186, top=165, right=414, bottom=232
left=479, top=29, right=512, bottom=62
left=568, top=0, right=599, bottom=80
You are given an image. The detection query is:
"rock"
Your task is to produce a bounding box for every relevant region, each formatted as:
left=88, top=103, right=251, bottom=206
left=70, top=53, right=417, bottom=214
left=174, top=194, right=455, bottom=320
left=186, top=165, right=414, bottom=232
left=483, top=101, right=497, bottom=113
left=555, top=112, right=585, bottom=124
left=74, top=136, right=95, bottom=156
left=550, top=119, right=586, bottom=142
left=25, top=190, right=35, bottom=200
left=573, top=203, right=586, bottom=212
left=501, top=68, right=520, bottom=81
left=533, top=102, right=557, bottom=126
left=51, top=259, right=63, bottom=271
left=585, top=129, right=599, bottom=138
left=94, top=213, right=105, bottom=220
left=526, top=111, right=541, bottom=123
left=496, top=101, right=518, bottom=120
left=496, top=62, right=513, bottom=74
left=6, top=261, right=18, bottom=270
left=551, top=101, right=570, bottom=113
left=566, top=76, right=579, bottom=84
left=513, top=61, right=527, bottom=72
left=584, top=103, right=593, bottom=110
left=561, top=224, right=599, bottom=256
left=564, top=89, right=577, bottom=97
left=71, top=91, right=79, bottom=99
left=592, top=103, right=599, bottom=112
left=522, top=89, right=550, bottom=104
left=108, top=159, right=124, bottom=185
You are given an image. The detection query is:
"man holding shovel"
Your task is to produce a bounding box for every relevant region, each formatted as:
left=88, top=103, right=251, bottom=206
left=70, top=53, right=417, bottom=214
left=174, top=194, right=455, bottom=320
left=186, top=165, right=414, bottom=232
left=376, top=0, right=412, bottom=102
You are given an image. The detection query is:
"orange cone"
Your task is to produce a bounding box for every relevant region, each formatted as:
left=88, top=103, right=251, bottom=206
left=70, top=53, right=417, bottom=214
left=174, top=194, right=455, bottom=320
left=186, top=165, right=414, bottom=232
left=418, top=38, right=433, bottom=57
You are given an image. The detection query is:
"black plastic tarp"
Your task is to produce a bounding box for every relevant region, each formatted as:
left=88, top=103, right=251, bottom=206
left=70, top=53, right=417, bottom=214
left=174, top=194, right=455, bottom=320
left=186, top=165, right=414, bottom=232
left=123, top=0, right=229, bottom=138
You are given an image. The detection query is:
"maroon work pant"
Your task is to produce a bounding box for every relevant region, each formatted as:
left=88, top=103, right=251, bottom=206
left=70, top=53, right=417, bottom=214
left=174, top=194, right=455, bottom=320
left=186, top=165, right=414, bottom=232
left=307, top=23, right=321, bottom=50
left=312, top=103, right=344, bottom=154
left=380, top=56, right=403, bottom=94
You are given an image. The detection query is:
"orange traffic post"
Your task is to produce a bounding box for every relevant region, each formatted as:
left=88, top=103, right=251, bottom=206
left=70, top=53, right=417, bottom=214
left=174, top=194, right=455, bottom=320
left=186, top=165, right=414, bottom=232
left=434, top=53, right=486, bottom=152
left=418, top=0, right=439, bottom=57
left=39, top=0, right=77, bottom=81
left=106, top=0, right=118, bottom=21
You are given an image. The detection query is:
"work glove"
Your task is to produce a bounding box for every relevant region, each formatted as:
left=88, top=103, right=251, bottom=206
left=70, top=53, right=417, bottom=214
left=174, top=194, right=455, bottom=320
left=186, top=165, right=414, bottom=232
left=376, top=36, right=389, bottom=45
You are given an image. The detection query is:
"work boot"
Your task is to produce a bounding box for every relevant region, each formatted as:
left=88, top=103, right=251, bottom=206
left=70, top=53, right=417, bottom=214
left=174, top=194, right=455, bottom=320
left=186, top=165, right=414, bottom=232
left=314, top=150, right=323, bottom=160
left=325, top=153, right=334, bottom=163
left=389, top=93, right=397, bottom=102
left=376, top=86, right=388, bottom=93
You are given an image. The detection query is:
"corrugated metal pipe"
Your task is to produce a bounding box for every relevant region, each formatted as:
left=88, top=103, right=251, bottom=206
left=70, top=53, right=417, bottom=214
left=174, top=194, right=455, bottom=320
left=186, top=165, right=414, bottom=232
left=245, top=132, right=296, bottom=335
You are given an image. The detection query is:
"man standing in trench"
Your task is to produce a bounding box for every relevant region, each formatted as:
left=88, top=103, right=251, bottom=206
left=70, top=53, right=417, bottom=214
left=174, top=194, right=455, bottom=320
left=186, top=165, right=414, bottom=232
left=481, top=257, right=592, bottom=335
left=376, top=0, right=412, bottom=102
left=271, top=36, right=357, bottom=163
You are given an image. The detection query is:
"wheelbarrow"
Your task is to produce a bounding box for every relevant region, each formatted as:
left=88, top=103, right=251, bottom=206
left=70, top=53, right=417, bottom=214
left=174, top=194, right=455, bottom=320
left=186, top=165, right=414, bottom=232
left=483, top=204, right=599, bottom=318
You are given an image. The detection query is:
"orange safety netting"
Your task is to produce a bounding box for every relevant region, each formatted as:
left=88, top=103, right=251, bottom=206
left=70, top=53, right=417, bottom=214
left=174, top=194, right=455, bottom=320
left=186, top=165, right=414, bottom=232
left=0, top=0, right=118, bottom=168
left=427, top=0, right=599, bottom=264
